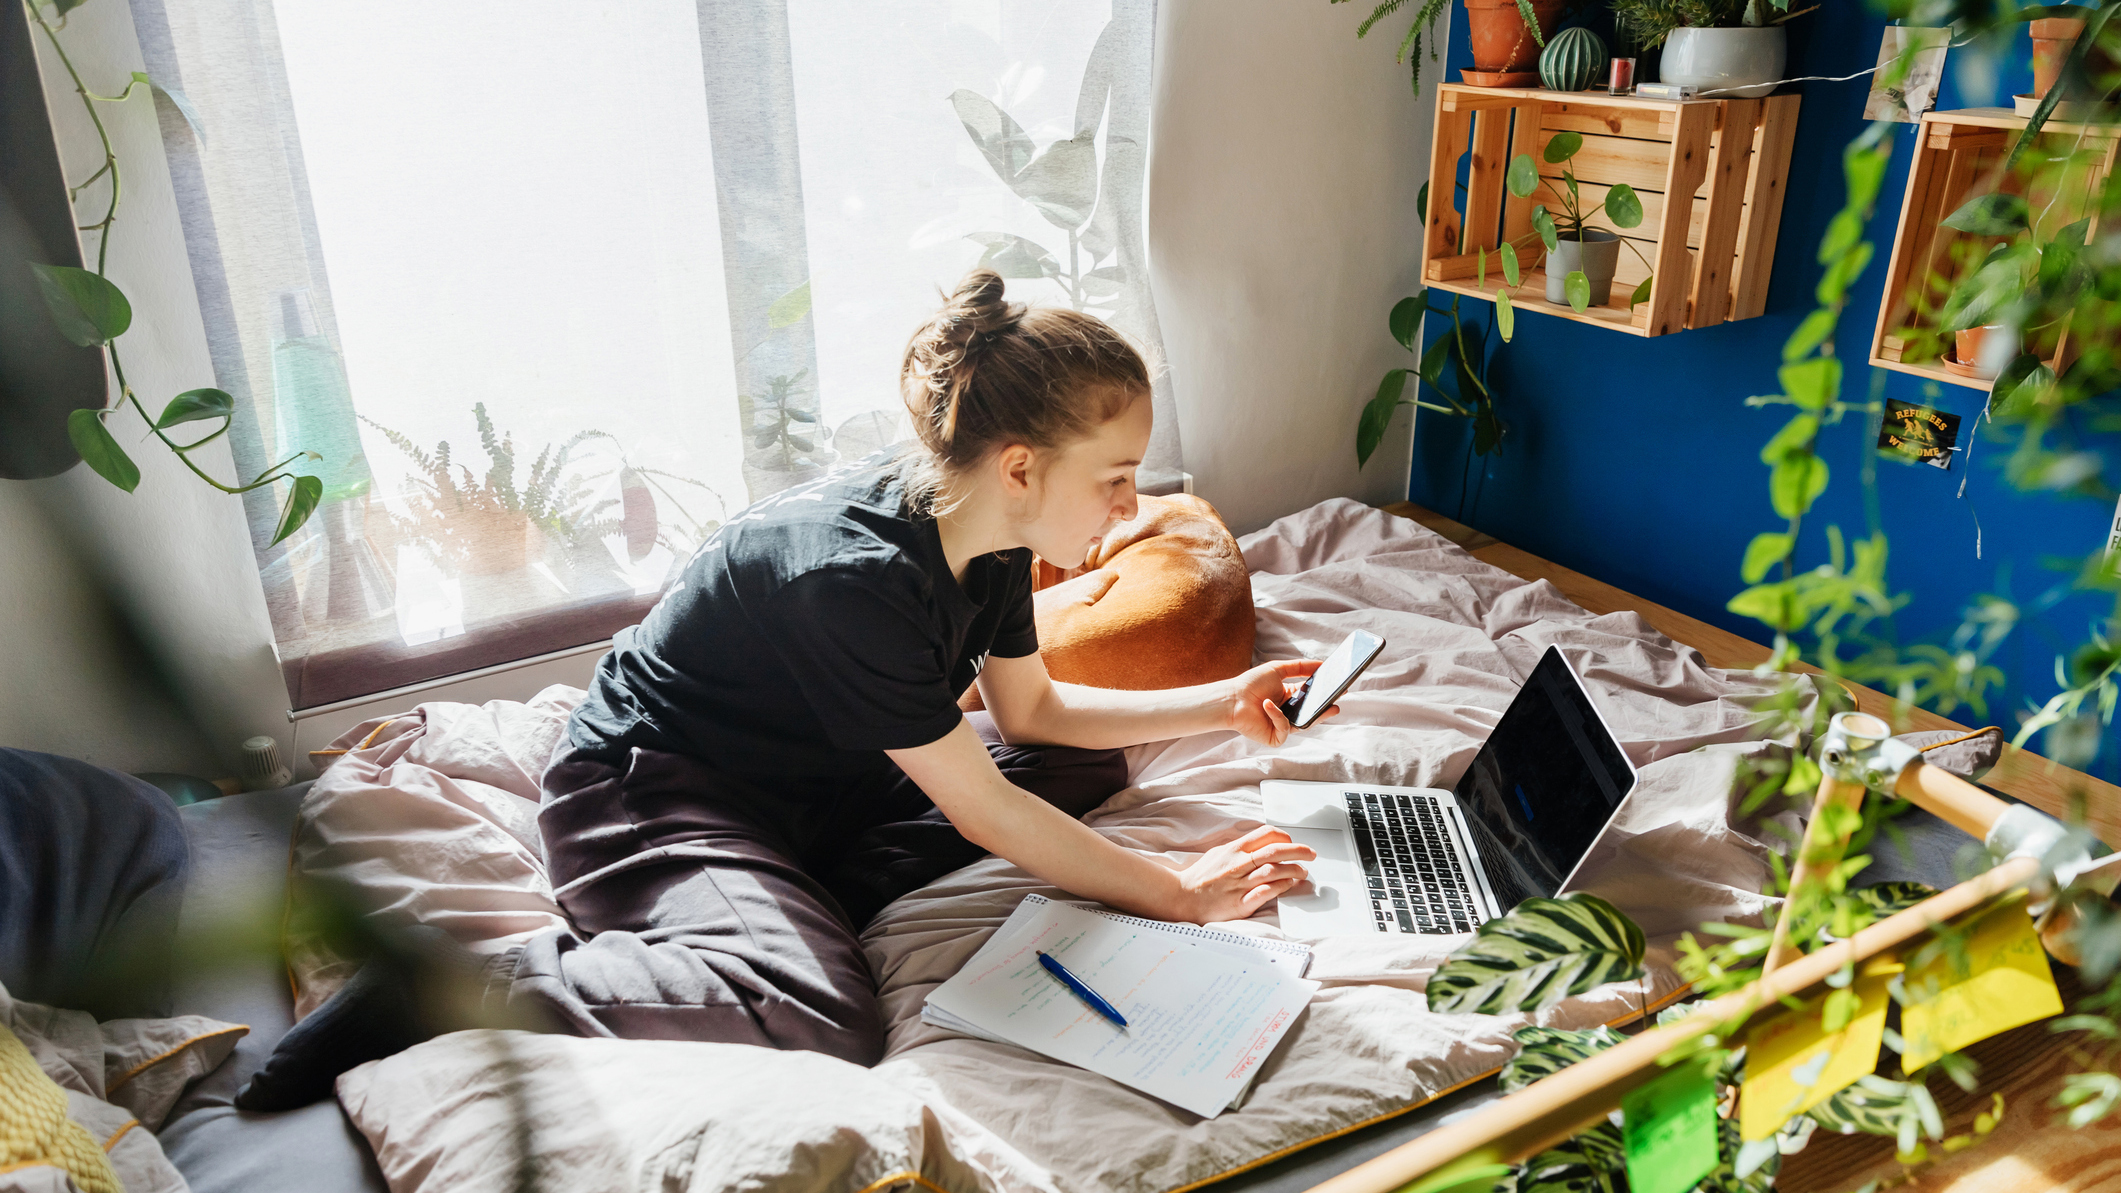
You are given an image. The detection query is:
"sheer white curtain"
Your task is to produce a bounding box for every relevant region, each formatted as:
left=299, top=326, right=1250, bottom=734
left=131, top=0, right=1177, bottom=709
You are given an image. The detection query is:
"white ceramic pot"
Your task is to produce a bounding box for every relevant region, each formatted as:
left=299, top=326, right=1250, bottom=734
left=1659, top=26, right=1785, bottom=99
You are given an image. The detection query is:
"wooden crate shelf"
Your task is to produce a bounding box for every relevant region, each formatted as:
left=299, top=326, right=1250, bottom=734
left=1870, top=107, right=2119, bottom=390
left=1421, top=84, right=1799, bottom=337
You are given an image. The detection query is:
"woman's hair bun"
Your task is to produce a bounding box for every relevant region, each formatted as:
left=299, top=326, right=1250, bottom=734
left=897, top=267, right=1148, bottom=513
left=935, top=269, right=1024, bottom=352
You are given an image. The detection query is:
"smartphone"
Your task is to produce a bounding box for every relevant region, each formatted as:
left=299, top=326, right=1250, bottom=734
left=1279, top=630, right=1386, bottom=729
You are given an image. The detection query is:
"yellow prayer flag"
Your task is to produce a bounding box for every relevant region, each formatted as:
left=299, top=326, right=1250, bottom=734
left=1739, top=959, right=1899, bottom=1142
left=1900, top=895, right=2063, bottom=1073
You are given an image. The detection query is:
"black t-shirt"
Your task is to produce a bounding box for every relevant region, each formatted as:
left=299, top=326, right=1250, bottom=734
left=564, top=461, right=1039, bottom=799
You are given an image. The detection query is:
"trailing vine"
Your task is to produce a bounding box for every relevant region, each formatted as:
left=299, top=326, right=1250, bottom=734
left=24, top=0, right=322, bottom=543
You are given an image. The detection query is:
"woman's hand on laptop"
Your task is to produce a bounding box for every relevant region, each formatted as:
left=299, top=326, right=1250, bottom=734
left=1224, top=660, right=1338, bottom=746
left=1170, top=824, right=1316, bottom=923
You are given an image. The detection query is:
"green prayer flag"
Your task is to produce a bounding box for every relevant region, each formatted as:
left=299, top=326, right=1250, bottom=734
left=1622, top=1056, right=1720, bottom=1193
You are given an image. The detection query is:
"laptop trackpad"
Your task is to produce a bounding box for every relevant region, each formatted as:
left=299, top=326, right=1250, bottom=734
left=1283, top=825, right=1353, bottom=866
left=1275, top=826, right=1369, bottom=934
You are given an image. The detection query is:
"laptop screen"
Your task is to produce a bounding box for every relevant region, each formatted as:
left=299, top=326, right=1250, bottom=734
left=1451, top=646, right=1637, bottom=910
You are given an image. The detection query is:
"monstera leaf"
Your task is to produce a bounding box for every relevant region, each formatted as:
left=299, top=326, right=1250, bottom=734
left=1426, top=893, right=1646, bottom=1017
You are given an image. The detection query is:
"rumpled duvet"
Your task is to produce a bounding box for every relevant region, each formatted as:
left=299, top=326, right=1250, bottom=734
left=314, top=499, right=1814, bottom=1193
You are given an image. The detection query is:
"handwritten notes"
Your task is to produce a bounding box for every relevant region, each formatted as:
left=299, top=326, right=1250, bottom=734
left=1740, top=959, right=1898, bottom=1141
left=1623, top=1057, right=1720, bottom=1193
left=923, top=897, right=1318, bottom=1118
left=1900, top=897, right=2063, bottom=1072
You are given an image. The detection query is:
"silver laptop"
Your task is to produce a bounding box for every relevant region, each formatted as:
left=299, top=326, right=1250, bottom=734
left=1265, top=646, right=1639, bottom=936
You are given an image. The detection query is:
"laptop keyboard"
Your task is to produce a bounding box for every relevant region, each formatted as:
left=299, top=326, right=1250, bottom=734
left=1344, top=792, right=1480, bottom=934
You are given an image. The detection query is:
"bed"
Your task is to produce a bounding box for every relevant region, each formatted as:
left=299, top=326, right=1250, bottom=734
left=147, top=498, right=2113, bottom=1193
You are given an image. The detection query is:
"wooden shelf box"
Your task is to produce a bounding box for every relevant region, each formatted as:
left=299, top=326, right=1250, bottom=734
left=1420, top=84, right=1799, bottom=337
left=1870, top=107, right=2119, bottom=390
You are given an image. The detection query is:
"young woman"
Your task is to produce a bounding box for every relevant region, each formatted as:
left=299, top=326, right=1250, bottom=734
left=510, top=271, right=1328, bottom=1065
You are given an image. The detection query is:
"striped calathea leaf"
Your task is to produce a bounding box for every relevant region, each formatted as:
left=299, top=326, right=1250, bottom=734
left=1500, top=1026, right=1630, bottom=1192
left=1849, top=881, right=1938, bottom=918
left=1426, top=893, right=1647, bottom=1016
left=1511, top=1131, right=1622, bottom=1193
left=1500, top=1025, right=1626, bottom=1093
left=1807, top=1074, right=1936, bottom=1140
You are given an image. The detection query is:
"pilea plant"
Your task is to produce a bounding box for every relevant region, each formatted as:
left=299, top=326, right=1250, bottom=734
left=1506, top=132, right=1655, bottom=317
left=24, top=0, right=322, bottom=543
left=1355, top=138, right=1649, bottom=512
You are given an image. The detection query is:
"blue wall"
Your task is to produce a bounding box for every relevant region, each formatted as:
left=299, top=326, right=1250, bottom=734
left=1409, top=7, right=2118, bottom=778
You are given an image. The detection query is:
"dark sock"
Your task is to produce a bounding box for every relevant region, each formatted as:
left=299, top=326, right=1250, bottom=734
left=234, top=924, right=513, bottom=1111
left=233, top=955, right=424, bottom=1111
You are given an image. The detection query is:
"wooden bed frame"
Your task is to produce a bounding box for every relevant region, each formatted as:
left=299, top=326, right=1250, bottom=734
left=1382, top=502, right=2121, bottom=843
left=1378, top=501, right=2121, bottom=1192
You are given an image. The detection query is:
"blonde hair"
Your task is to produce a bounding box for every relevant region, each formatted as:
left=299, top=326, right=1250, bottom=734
left=896, top=269, right=1148, bottom=513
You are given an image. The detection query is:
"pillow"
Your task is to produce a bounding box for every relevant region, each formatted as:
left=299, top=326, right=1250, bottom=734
left=963, top=493, right=1254, bottom=711
left=0, top=1021, right=120, bottom=1193
left=336, top=1029, right=1044, bottom=1193
left=0, top=980, right=245, bottom=1193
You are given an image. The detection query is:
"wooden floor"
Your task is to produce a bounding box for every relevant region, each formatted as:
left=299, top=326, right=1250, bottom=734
left=1380, top=501, right=2121, bottom=1193
left=1380, top=501, right=2121, bottom=847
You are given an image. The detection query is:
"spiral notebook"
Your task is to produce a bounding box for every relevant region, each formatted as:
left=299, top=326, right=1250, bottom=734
left=921, top=894, right=1318, bottom=1117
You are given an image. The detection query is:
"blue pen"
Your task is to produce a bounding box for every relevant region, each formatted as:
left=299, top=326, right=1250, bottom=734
left=1037, top=950, right=1129, bottom=1028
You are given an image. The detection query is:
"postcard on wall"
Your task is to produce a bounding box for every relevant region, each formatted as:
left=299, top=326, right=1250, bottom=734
left=1865, top=27, right=1950, bottom=122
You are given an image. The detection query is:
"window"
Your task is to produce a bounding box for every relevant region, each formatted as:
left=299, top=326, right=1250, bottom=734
left=132, top=0, right=1177, bottom=709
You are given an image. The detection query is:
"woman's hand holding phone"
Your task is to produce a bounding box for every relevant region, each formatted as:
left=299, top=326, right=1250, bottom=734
left=1223, top=659, right=1339, bottom=747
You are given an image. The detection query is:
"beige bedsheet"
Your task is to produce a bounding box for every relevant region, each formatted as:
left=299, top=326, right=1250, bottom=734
left=859, top=499, right=1808, bottom=1190
left=322, top=498, right=1813, bottom=1193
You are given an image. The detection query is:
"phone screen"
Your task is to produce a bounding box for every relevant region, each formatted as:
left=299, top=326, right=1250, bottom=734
left=1293, top=630, right=1385, bottom=727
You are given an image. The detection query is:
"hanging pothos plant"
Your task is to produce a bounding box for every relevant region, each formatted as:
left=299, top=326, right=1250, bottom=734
left=24, top=0, right=322, bottom=544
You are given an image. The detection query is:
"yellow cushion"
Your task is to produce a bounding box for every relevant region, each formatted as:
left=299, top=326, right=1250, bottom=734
left=0, top=1022, right=119, bottom=1193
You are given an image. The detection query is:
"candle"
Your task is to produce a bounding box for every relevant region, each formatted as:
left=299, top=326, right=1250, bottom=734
left=1608, top=57, right=1637, bottom=95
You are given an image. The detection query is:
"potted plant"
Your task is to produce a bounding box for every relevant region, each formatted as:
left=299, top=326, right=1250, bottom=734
left=2033, top=14, right=2086, bottom=98
left=1508, top=133, right=1656, bottom=312
left=2022, top=9, right=2116, bottom=113
left=1612, top=0, right=1803, bottom=98
left=1927, top=189, right=2090, bottom=381
left=1338, top=0, right=1567, bottom=93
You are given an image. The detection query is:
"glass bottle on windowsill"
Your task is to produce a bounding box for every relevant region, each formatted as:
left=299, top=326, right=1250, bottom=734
left=270, top=287, right=392, bottom=627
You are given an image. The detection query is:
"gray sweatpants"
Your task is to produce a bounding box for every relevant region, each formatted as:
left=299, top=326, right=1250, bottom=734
left=508, top=714, right=1126, bottom=1065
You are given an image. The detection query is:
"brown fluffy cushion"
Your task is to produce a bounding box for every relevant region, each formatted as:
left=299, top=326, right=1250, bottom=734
left=962, top=493, right=1254, bottom=711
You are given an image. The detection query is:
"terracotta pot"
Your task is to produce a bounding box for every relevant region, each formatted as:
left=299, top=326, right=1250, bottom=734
left=2032, top=17, right=2085, bottom=99
left=1466, top=0, right=1567, bottom=75
left=1954, top=324, right=2014, bottom=380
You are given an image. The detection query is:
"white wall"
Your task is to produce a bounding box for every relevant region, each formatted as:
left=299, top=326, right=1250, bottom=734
left=1149, top=0, right=1437, bottom=534
left=0, top=485, right=216, bottom=773
left=7, top=0, right=291, bottom=776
